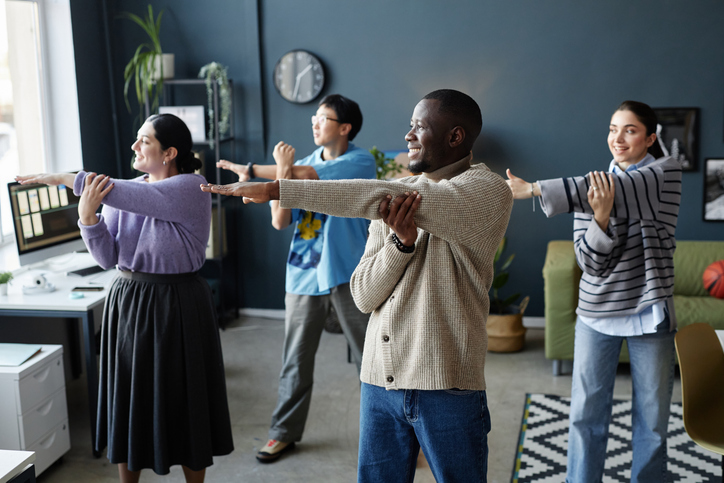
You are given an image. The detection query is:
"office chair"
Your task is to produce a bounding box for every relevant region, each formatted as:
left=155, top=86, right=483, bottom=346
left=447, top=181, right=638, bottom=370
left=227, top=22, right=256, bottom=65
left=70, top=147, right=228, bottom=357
left=675, top=323, right=724, bottom=476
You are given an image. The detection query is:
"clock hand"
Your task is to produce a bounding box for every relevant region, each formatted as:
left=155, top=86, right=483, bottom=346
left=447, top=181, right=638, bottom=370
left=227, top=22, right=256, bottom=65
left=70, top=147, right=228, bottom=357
left=292, top=77, right=301, bottom=102
left=292, top=64, right=314, bottom=101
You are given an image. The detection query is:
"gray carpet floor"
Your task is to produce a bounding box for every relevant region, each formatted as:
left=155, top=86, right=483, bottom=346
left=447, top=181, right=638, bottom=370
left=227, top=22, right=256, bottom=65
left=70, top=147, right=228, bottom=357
left=36, top=316, right=681, bottom=482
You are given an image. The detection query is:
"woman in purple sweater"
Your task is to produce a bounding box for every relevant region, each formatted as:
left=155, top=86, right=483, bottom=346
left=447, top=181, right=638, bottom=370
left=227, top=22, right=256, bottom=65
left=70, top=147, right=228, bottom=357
left=17, top=114, right=233, bottom=482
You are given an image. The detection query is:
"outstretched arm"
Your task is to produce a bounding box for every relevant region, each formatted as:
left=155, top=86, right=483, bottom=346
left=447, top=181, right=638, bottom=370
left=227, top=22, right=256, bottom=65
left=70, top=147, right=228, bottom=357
left=16, top=173, right=75, bottom=187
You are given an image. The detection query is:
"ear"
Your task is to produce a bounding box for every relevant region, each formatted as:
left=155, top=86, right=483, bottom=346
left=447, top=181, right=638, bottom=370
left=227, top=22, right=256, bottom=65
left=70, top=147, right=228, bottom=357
left=164, top=146, right=178, bottom=163
left=645, top=132, right=656, bottom=148
left=448, top=126, right=466, bottom=148
left=338, top=122, right=352, bottom=138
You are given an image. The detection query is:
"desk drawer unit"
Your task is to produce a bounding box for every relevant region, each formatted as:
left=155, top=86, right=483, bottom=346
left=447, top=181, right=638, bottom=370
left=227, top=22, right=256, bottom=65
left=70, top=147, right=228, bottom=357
left=27, top=419, right=70, bottom=475
left=0, top=345, right=70, bottom=476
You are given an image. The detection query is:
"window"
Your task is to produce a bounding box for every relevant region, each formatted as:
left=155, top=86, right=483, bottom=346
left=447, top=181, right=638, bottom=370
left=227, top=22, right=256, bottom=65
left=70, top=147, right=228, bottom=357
left=0, top=0, right=81, bottom=243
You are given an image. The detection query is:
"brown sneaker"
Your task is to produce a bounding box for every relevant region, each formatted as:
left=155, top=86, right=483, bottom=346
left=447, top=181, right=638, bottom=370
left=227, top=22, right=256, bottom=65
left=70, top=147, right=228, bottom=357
left=256, top=439, right=295, bottom=463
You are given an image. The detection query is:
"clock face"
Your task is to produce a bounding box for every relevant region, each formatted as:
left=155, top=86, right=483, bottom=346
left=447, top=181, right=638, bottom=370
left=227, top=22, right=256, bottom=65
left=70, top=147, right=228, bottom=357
left=273, top=50, right=325, bottom=104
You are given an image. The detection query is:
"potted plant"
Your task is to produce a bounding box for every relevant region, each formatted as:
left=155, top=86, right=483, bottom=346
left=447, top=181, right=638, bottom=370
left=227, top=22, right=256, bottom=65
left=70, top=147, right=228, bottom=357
left=0, top=271, right=13, bottom=296
left=487, top=237, right=529, bottom=352
left=369, top=147, right=404, bottom=180
left=198, top=62, right=232, bottom=149
left=121, top=5, right=174, bottom=129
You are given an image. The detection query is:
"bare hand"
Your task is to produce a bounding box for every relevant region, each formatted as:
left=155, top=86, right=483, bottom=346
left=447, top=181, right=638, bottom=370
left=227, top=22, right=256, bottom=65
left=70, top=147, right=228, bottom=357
left=78, top=173, right=114, bottom=226
left=379, top=191, right=421, bottom=246
left=15, top=173, right=75, bottom=186
left=505, top=169, right=535, bottom=199
left=200, top=180, right=278, bottom=204
left=217, top=160, right=249, bottom=181
left=272, top=142, right=295, bottom=168
left=588, top=171, right=615, bottom=231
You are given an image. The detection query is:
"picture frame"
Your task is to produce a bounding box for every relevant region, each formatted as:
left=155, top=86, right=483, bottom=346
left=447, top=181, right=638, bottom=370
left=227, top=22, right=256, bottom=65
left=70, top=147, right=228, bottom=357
left=704, top=158, right=724, bottom=222
left=653, top=107, right=699, bottom=171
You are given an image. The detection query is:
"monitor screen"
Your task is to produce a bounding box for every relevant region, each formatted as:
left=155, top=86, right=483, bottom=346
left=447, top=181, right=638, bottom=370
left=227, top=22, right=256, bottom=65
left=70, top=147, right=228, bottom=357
left=7, top=181, right=87, bottom=266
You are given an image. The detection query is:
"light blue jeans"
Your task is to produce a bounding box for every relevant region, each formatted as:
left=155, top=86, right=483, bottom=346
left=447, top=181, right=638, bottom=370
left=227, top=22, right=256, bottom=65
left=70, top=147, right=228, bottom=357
left=566, top=320, right=676, bottom=483
left=358, top=382, right=491, bottom=483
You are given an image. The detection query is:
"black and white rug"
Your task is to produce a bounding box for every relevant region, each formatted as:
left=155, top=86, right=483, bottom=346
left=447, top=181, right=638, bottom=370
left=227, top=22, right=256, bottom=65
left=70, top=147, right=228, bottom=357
left=512, top=394, right=721, bottom=482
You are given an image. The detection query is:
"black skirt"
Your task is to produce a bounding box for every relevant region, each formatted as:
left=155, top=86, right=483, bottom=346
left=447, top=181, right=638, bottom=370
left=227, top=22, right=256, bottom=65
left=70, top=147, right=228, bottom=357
left=95, top=271, right=234, bottom=474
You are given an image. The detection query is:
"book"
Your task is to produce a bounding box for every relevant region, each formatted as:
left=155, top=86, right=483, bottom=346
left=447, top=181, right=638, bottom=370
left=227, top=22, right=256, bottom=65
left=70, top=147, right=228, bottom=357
left=0, top=343, right=43, bottom=366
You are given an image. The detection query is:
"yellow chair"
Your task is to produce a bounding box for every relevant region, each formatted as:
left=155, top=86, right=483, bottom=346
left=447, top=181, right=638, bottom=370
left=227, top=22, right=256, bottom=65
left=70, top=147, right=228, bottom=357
left=675, top=323, right=724, bottom=476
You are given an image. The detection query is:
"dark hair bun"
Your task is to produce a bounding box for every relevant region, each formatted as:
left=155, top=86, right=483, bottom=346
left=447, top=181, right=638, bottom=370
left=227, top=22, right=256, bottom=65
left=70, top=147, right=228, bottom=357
left=178, top=150, right=202, bottom=174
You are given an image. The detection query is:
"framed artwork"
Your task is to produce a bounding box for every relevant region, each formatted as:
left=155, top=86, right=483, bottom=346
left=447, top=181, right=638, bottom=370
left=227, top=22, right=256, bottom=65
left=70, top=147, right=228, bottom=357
left=653, top=107, right=699, bottom=171
left=704, top=158, right=724, bottom=221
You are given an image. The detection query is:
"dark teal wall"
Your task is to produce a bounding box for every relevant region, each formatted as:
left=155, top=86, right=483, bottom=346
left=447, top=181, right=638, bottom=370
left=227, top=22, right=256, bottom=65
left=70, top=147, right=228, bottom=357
left=73, top=0, right=724, bottom=315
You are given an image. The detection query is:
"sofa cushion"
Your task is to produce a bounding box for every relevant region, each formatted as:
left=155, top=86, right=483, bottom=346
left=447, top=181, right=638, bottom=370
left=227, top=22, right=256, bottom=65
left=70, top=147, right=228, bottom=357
left=674, top=241, right=724, bottom=297
left=673, top=295, right=724, bottom=329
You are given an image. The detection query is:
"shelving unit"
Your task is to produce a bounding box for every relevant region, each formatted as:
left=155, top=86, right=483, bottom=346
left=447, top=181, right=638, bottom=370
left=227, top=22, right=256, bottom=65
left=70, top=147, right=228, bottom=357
left=155, top=77, right=239, bottom=326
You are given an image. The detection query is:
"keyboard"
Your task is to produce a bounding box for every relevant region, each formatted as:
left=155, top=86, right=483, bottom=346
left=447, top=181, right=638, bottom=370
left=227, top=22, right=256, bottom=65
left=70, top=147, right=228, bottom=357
left=87, top=269, right=118, bottom=285
left=67, top=265, right=105, bottom=277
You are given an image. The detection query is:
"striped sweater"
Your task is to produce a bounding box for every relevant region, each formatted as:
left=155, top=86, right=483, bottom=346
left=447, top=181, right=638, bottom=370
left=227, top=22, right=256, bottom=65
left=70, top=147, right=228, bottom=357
left=537, top=155, right=682, bottom=322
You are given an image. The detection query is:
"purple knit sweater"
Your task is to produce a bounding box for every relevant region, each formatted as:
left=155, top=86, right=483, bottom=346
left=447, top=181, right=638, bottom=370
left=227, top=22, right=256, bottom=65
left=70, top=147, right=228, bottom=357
left=73, top=171, right=211, bottom=273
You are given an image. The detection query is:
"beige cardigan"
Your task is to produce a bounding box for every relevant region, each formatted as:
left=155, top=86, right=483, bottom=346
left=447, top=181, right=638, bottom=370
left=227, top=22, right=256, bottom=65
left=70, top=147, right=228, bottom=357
left=280, top=154, right=513, bottom=390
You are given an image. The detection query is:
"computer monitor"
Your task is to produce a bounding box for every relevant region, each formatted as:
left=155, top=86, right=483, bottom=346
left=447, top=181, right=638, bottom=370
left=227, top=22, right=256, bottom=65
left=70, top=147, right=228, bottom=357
left=7, top=181, right=87, bottom=266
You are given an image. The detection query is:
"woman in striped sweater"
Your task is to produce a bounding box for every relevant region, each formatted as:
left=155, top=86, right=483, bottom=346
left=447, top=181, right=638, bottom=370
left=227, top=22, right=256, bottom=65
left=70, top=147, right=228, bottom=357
left=506, top=101, right=681, bottom=482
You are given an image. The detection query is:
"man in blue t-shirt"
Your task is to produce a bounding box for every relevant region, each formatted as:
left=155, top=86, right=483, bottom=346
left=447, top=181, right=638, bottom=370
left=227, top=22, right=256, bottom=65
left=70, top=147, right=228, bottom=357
left=218, top=94, right=376, bottom=463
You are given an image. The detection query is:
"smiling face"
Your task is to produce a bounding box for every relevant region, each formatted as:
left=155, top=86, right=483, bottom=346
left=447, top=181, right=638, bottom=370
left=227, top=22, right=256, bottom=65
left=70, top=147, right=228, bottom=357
left=132, top=121, right=169, bottom=175
left=405, top=99, right=451, bottom=174
left=312, top=104, right=347, bottom=147
left=608, top=109, right=656, bottom=168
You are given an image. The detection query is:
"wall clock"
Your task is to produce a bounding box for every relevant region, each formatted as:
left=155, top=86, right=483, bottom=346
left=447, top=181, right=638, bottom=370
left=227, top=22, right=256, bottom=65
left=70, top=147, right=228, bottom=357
left=273, top=50, right=325, bottom=104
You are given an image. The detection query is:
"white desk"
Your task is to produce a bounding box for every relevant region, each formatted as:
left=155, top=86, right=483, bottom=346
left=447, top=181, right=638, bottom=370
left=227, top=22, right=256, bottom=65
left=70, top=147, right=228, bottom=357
left=0, top=450, right=35, bottom=483
left=0, top=252, right=115, bottom=457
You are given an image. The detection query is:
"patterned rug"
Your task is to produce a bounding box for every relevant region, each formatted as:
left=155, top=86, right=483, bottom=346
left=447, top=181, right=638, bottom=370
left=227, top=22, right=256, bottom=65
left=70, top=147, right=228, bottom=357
left=512, top=394, right=721, bottom=482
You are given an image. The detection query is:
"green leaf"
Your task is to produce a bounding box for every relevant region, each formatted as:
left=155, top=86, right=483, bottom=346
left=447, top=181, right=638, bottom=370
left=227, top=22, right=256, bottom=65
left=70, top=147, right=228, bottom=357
left=491, top=272, right=509, bottom=290
left=500, top=253, right=515, bottom=271
left=502, top=293, right=521, bottom=307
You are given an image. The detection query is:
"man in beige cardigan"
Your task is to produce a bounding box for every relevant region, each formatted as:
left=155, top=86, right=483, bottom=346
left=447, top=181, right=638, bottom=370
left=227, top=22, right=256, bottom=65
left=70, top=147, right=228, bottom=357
left=201, top=89, right=513, bottom=482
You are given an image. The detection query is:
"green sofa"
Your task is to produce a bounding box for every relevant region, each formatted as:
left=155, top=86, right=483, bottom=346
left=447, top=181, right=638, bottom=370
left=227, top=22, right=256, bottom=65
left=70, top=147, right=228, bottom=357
left=543, top=240, right=724, bottom=375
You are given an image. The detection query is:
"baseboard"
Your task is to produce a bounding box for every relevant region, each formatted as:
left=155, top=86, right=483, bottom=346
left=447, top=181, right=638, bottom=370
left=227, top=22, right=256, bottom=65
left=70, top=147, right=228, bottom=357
left=238, top=309, right=545, bottom=327
left=238, top=308, right=285, bottom=320
left=523, top=316, right=545, bottom=329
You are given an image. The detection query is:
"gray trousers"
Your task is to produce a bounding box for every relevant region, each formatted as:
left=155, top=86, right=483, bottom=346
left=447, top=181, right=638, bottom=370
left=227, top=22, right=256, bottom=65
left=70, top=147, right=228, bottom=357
left=269, top=283, right=368, bottom=442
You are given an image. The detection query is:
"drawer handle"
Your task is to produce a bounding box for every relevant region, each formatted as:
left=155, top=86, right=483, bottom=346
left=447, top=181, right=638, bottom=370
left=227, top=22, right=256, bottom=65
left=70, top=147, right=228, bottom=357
left=38, top=431, right=57, bottom=449
left=37, top=399, right=54, bottom=416
left=33, top=366, right=51, bottom=383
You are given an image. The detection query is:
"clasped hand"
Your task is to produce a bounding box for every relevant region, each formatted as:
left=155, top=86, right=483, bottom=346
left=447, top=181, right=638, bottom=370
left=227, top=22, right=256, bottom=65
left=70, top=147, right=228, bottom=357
left=379, top=191, right=421, bottom=246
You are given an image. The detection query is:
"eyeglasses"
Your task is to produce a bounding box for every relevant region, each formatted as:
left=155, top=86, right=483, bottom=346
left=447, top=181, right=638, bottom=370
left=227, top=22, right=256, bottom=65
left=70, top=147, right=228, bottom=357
left=311, top=115, right=341, bottom=126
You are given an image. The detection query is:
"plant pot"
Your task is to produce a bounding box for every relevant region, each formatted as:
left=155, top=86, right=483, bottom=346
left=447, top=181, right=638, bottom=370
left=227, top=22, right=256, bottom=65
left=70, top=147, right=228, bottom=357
left=487, top=296, right=529, bottom=353
left=150, top=53, right=175, bottom=81
left=0, top=283, right=7, bottom=296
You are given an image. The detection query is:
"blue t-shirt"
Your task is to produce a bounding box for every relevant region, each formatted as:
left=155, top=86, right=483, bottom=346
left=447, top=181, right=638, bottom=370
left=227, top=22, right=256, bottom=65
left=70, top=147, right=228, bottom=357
left=285, top=144, right=376, bottom=295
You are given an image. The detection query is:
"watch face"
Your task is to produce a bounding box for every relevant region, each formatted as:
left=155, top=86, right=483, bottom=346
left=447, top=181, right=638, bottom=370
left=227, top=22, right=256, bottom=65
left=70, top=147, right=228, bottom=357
left=273, top=50, right=325, bottom=104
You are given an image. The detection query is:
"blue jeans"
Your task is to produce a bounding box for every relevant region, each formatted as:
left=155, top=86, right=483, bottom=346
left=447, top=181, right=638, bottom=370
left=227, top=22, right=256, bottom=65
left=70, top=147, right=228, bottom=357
left=566, top=320, right=676, bottom=483
left=358, top=382, right=490, bottom=483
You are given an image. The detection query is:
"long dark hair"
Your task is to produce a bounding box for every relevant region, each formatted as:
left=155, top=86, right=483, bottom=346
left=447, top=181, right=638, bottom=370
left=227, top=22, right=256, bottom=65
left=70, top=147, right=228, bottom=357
left=147, top=113, right=202, bottom=174
left=615, top=101, right=665, bottom=159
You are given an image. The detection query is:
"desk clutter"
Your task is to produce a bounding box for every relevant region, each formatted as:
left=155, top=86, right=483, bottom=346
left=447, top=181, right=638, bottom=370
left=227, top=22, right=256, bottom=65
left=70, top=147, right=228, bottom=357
left=0, top=345, right=70, bottom=476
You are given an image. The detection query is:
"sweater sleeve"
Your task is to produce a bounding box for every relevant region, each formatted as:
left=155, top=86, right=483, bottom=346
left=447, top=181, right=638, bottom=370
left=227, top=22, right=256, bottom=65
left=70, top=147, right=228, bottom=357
left=279, top=165, right=513, bottom=247
left=349, top=219, right=415, bottom=313
left=78, top=204, right=120, bottom=269
left=73, top=171, right=210, bottom=225
left=537, top=156, right=681, bottom=224
left=572, top=214, right=620, bottom=277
